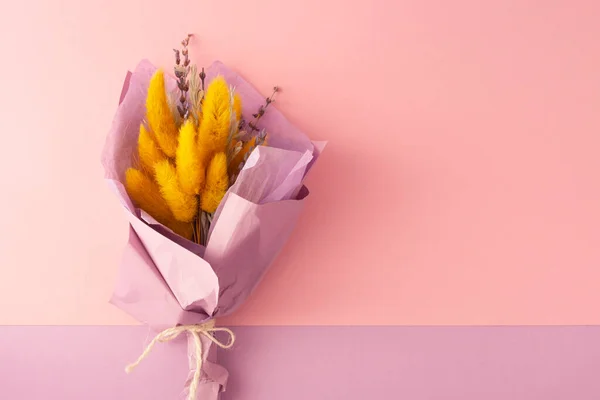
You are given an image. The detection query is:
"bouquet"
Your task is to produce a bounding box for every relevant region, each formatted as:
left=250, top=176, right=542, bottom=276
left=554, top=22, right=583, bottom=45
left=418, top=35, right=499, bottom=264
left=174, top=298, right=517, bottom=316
left=101, top=35, right=324, bottom=399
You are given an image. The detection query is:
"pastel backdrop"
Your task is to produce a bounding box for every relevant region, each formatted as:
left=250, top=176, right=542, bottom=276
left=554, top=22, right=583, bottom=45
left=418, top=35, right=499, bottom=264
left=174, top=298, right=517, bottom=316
left=1, top=0, right=599, bottom=326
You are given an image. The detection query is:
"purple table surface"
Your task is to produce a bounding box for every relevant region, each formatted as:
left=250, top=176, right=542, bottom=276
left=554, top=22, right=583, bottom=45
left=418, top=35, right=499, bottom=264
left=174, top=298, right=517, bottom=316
left=1, top=326, right=599, bottom=399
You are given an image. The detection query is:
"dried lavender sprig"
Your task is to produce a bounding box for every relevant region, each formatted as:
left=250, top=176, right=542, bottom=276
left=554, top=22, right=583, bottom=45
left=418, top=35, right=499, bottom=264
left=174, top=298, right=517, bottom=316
left=230, top=87, right=278, bottom=186
left=175, top=67, right=190, bottom=119
left=181, top=34, right=191, bottom=66
left=199, top=67, right=206, bottom=91
left=174, top=34, right=192, bottom=119
left=247, top=86, right=279, bottom=132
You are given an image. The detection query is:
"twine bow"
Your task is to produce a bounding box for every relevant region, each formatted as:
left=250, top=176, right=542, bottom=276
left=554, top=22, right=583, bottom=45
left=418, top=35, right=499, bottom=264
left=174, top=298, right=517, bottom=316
left=125, top=320, right=235, bottom=400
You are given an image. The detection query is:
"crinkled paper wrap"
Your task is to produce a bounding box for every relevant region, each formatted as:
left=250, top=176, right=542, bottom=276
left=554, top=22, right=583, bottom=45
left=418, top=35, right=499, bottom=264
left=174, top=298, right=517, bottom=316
left=101, top=60, right=324, bottom=399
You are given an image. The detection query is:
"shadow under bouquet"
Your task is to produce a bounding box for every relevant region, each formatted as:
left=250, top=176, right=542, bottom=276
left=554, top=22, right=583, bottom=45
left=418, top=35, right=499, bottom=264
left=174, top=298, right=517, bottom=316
left=101, top=36, right=324, bottom=399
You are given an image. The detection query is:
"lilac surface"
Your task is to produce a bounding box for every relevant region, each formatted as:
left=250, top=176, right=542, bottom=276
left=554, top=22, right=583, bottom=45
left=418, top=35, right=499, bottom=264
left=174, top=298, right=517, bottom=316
left=1, top=326, right=600, bottom=399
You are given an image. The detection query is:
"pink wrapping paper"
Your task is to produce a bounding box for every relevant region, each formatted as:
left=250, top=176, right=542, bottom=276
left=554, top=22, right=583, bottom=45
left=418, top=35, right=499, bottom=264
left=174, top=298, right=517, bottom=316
left=101, top=60, right=324, bottom=398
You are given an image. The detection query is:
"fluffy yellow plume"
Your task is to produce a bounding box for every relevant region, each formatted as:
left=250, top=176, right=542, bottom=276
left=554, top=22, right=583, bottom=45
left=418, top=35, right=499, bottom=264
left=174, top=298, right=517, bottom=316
left=197, top=127, right=213, bottom=163
left=154, top=160, right=198, bottom=222
left=176, top=120, right=204, bottom=195
left=146, top=70, right=178, bottom=158
left=125, top=168, right=173, bottom=224
left=138, top=124, right=166, bottom=174
left=168, top=221, right=194, bottom=240
left=201, top=152, right=229, bottom=213
left=233, top=93, right=242, bottom=122
left=198, top=76, right=231, bottom=154
left=124, top=168, right=192, bottom=240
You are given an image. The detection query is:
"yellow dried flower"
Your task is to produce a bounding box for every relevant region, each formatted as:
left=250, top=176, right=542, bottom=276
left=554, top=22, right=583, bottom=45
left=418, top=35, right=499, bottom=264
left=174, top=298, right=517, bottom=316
left=146, top=70, right=178, bottom=158
left=167, top=221, right=194, bottom=240
left=201, top=152, right=229, bottom=213
left=124, top=168, right=192, bottom=240
left=137, top=124, right=166, bottom=175
left=198, top=76, right=231, bottom=154
left=233, top=93, right=242, bottom=122
left=154, top=160, right=198, bottom=222
left=197, top=127, right=213, bottom=168
left=125, top=168, right=172, bottom=223
left=176, top=120, right=204, bottom=195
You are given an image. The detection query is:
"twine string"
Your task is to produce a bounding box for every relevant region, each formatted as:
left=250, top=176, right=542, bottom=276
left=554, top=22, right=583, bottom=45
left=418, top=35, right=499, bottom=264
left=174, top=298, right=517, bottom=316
left=125, top=320, right=235, bottom=400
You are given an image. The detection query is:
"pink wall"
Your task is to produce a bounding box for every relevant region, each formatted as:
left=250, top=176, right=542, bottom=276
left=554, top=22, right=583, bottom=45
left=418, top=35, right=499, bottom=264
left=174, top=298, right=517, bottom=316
left=1, top=0, right=599, bottom=325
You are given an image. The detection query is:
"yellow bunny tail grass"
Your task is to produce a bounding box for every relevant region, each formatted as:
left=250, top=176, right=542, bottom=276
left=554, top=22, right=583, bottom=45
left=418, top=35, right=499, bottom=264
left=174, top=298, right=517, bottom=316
left=201, top=152, right=229, bottom=213
left=198, top=76, right=231, bottom=153
left=154, top=160, right=198, bottom=222
left=176, top=120, right=204, bottom=195
left=125, top=168, right=174, bottom=226
left=166, top=220, right=194, bottom=240
left=233, top=93, right=242, bottom=122
left=126, top=153, right=193, bottom=241
left=196, top=127, right=214, bottom=172
left=147, top=70, right=179, bottom=158
left=138, top=124, right=166, bottom=174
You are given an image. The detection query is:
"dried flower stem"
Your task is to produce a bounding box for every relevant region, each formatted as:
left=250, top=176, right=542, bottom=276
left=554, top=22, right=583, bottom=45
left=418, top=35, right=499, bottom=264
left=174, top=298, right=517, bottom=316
left=194, top=211, right=211, bottom=246
left=192, top=222, right=198, bottom=243
left=226, top=86, right=238, bottom=153
left=188, top=65, right=204, bottom=124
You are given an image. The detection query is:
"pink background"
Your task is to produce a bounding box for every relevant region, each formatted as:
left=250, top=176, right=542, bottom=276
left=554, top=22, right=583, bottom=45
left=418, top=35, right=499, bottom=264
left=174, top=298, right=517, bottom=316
left=1, top=0, right=599, bottom=325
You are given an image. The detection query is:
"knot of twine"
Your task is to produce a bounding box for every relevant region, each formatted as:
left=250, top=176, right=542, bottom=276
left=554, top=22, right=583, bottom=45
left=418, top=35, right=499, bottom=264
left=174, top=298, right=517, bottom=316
left=125, top=320, right=235, bottom=400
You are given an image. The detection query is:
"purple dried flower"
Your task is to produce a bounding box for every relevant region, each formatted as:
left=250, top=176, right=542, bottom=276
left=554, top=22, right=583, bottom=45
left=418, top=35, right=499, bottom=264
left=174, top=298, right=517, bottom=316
left=199, top=67, right=206, bottom=90
left=246, top=87, right=279, bottom=133
left=248, top=121, right=259, bottom=132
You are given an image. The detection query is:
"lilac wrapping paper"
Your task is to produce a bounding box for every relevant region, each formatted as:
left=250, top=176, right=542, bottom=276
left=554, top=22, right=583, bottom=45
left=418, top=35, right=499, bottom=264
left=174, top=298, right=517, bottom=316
left=101, top=60, right=324, bottom=399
